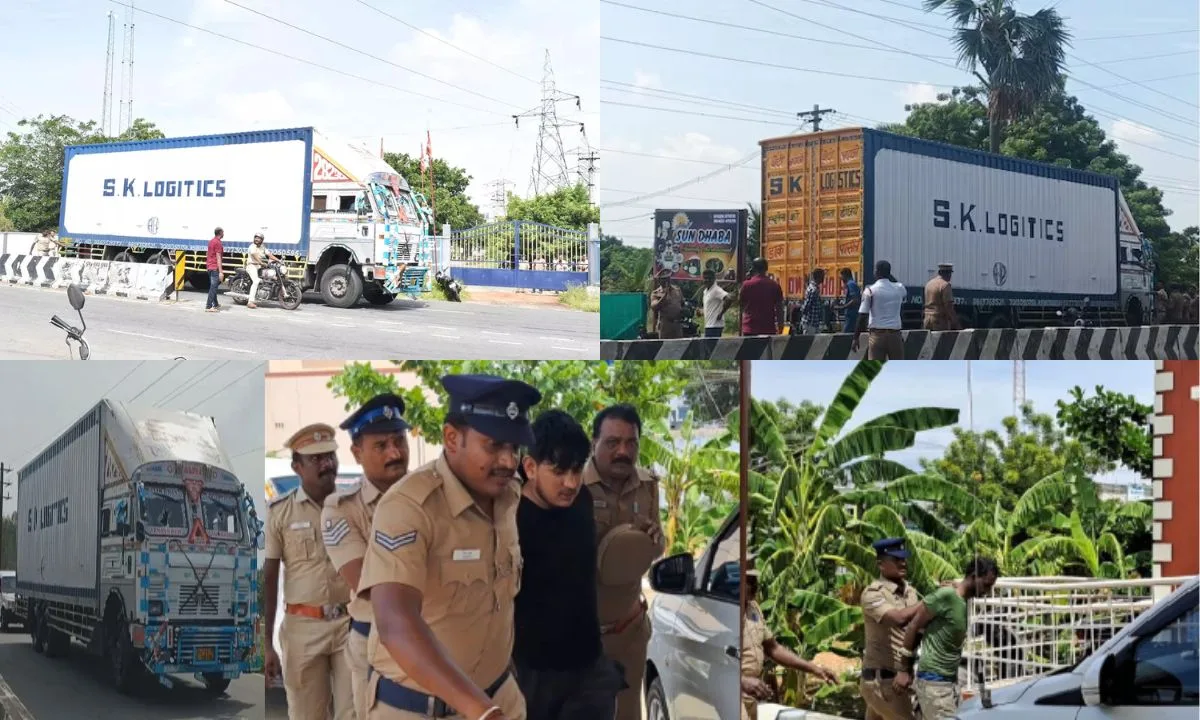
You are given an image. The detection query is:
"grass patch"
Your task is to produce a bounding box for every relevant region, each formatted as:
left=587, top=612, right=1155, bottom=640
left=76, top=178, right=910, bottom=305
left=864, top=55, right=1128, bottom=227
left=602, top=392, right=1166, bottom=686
left=423, top=281, right=470, bottom=302
left=559, top=284, right=599, bottom=312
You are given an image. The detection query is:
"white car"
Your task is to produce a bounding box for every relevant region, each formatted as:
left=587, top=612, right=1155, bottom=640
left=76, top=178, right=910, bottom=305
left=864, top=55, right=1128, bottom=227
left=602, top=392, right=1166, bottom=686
left=644, top=511, right=741, bottom=720
left=956, top=576, right=1198, bottom=719
left=0, top=569, right=19, bottom=631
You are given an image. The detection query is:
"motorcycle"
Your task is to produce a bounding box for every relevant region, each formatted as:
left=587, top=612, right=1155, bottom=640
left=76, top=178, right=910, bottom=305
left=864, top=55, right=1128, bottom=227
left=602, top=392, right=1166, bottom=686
left=50, top=283, right=186, bottom=361
left=435, top=269, right=463, bottom=303
left=228, top=260, right=302, bottom=310
left=1056, top=296, right=1094, bottom=327
left=680, top=298, right=700, bottom=338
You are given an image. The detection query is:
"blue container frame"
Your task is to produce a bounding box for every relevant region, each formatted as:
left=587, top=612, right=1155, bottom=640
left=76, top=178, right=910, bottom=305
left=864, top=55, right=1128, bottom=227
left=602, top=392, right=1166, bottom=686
left=58, top=127, right=315, bottom=257
left=859, top=129, right=1121, bottom=308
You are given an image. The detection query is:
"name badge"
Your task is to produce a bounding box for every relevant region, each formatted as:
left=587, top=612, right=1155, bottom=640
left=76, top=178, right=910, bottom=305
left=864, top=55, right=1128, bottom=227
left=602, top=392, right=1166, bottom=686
left=452, top=549, right=481, bottom=561
left=289, top=521, right=310, bottom=530
left=593, top=500, right=607, bottom=509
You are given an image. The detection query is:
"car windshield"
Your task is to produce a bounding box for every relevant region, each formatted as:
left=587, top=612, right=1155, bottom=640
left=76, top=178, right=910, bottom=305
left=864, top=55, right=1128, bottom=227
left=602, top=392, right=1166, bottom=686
left=1, top=576, right=14, bottom=592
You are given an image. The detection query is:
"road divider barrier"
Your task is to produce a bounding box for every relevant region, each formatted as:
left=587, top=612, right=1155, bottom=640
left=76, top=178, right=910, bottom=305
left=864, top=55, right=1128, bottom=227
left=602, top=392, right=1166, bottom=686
left=0, top=253, right=171, bottom=301
left=601, top=325, right=1200, bottom=361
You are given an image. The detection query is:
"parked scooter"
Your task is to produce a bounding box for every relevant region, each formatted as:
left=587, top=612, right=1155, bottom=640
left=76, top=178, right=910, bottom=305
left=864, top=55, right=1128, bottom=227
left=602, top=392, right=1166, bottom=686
left=228, top=260, right=302, bottom=310
left=435, top=269, right=463, bottom=302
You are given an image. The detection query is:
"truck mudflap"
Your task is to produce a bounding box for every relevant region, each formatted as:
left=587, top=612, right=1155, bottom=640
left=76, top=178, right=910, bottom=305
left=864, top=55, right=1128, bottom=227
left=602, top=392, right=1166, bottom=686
left=140, top=622, right=255, bottom=685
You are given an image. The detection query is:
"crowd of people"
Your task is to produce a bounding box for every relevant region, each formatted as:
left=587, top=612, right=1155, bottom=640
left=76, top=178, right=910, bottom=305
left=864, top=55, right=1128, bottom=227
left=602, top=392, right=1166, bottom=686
left=264, top=375, right=665, bottom=720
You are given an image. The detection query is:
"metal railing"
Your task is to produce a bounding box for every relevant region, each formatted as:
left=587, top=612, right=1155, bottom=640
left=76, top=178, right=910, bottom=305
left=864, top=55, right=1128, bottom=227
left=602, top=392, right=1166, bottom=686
left=963, top=575, right=1194, bottom=693
left=449, top=220, right=590, bottom=272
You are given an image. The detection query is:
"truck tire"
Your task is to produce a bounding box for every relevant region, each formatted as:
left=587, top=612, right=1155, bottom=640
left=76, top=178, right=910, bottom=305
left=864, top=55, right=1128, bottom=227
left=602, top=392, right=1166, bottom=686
left=1, top=611, right=8, bottom=632
left=363, top=283, right=396, bottom=305
left=113, top=250, right=135, bottom=264
left=320, top=264, right=363, bottom=309
left=45, top=627, right=70, bottom=658
left=202, top=673, right=232, bottom=695
left=1126, top=298, right=1144, bottom=327
left=109, top=618, right=143, bottom=694
left=31, top=610, right=47, bottom=654
left=645, top=676, right=671, bottom=720
left=188, top=272, right=212, bottom=291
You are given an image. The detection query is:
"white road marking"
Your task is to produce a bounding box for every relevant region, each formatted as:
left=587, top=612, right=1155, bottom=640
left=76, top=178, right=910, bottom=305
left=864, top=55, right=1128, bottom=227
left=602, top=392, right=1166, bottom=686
left=426, top=325, right=455, bottom=331
left=379, top=328, right=411, bottom=334
left=0, top=672, right=37, bottom=720
left=432, top=333, right=461, bottom=339
left=488, top=340, right=522, bottom=346
left=106, top=330, right=259, bottom=354
left=552, top=345, right=592, bottom=353
left=424, top=308, right=470, bottom=315
left=481, top=331, right=511, bottom=337
left=539, top=336, right=572, bottom=342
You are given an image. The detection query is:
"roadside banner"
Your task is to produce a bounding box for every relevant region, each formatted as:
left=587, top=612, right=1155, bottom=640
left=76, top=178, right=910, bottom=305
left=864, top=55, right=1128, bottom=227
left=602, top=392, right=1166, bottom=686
left=652, top=209, right=744, bottom=284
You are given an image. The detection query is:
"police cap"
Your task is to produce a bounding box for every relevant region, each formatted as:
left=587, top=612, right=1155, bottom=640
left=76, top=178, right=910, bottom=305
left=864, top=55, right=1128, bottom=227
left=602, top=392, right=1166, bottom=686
left=286, top=423, right=338, bottom=455
left=872, top=537, right=910, bottom=559
left=340, top=393, right=409, bottom=440
left=442, top=374, right=542, bottom=447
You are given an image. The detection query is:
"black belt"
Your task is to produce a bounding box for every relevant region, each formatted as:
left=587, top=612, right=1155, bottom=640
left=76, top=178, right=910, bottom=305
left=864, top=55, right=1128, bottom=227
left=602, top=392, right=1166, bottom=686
left=350, top=620, right=371, bottom=637
left=371, top=666, right=511, bottom=717
left=862, top=668, right=897, bottom=680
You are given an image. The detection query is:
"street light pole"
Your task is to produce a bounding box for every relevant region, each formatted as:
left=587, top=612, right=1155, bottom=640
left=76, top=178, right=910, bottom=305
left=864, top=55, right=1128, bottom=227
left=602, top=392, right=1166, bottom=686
left=0, top=462, right=11, bottom=570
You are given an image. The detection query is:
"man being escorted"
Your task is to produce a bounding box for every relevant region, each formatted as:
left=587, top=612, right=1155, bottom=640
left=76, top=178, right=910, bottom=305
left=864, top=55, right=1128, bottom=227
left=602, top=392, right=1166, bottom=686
left=859, top=538, right=923, bottom=720
left=650, top=269, right=684, bottom=339
left=358, top=374, right=542, bottom=720
left=894, top=556, right=1000, bottom=720
left=922, top=263, right=960, bottom=331
left=584, top=404, right=666, bottom=720
left=742, top=568, right=837, bottom=720
left=265, top=424, right=355, bottom=720
left=514, top=409, right=626, bottom=720
left=322, top=394, right=413, bottom=720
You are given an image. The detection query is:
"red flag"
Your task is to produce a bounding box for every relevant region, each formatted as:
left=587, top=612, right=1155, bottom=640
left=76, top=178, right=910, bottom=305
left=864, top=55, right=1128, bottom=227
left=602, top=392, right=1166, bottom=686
left=426, top=130, right=432, bottom=164
left=379, top=137, right=384, bottom=158
left=418, top=142, right=426, bottom=172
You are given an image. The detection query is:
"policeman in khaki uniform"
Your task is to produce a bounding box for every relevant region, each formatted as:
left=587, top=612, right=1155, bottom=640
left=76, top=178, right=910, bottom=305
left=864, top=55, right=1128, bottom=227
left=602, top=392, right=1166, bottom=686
left=923, top=263, right=960, bottom=331
left=650, top=269, right=684, bottom=339
left=741, top=567, right=837, bottom=720
left=859, top=538, right=923, bottom=720
left=323, top=394, right=413, bottom=720
left=265, top=424, right=355, bottom=720
left=357, top=374, right=543, bottom=720
left=582, top=404, right=665, bottom=720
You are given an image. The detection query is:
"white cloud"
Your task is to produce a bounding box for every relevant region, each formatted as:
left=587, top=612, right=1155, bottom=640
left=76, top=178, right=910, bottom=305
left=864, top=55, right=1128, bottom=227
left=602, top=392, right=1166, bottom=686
left=633, top=70, right=661, bottom=90
left=899, top=82, right=941, bottom=106
left=1110, top=118, right=1161, bottom=144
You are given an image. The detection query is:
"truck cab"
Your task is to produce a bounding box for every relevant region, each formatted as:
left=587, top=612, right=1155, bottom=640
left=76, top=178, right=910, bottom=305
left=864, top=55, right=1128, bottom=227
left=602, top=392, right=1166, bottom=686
left=1117, top=191, right=1154, bottom=326
left=0, top=570, right=18, bottom=631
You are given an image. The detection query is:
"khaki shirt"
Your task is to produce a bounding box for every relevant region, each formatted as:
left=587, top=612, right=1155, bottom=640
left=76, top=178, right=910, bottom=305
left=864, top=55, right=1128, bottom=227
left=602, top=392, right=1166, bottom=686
left=357, top=455, right=522, bottom=698
left=741, top=600, right=773, bottom=679
left=248, top=245, right=267, bottom=267
left=651, top=284, right=684, bottom=324
left=266, top=487, right=352, bottom=607
left=583, top=459, right=665, bottom=624
left=322, top=479, right=385, bottom=624
left=860, top=578, right=921, bottom=671
left=923, top=276, right=954, bottom=325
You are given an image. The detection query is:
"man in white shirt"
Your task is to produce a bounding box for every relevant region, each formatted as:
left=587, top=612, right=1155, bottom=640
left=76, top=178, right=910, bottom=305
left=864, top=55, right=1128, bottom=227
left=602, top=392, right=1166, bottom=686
left=702, top=269, right=735, bottom=337
left=852, top=260, right=906, bottom=360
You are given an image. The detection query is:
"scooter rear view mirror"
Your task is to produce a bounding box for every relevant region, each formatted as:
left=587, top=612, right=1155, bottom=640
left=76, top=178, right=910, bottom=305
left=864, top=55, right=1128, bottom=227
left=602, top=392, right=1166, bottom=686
left=67, top=284, right=86, bottom=311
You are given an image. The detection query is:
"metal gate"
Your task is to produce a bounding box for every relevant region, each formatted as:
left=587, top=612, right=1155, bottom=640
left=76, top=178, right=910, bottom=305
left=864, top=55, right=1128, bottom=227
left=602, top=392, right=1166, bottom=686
left=449, top=220, right=590, bottom=291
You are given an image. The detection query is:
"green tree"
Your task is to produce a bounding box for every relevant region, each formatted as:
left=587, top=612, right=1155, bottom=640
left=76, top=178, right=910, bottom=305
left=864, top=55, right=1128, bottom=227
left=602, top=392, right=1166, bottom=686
left=888, top=86, right=1184, bottom=273
left=1055, top=385, right=1153, bottom=477
left=1153, top=226, right=1200, bottom=289
left=383, top=152, right=484, bottom=230
left=0, top=197, right=15, bottom=232
left=599, top=235, right=653, bottom=293
left=746, top=202, right=761, bottom=261
left=924, top=0, right=1070, bottom=153
left=681, top=360, right=740, bottom=424
left=0, top=115, right=164, bottom=232
left=505, top=184, right=599, bottom=229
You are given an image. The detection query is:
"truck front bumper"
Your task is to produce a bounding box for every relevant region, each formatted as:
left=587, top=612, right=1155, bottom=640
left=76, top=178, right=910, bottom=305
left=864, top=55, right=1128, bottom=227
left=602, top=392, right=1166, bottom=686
left=140, top=621, right=257, bottom=677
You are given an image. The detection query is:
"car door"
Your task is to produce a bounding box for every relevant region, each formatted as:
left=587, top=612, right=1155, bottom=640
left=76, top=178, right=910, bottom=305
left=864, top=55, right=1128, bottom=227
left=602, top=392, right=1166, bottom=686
left=667, top=513, right=742, bottom=720
left=1076, top=597, right=1198, bottom=720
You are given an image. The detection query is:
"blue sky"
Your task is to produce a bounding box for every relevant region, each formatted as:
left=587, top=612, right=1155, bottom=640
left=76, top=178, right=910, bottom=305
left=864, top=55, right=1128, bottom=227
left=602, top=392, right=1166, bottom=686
left=0, top=0, right=598, bottom=214
left=750, top=359, right=1155, bottom=484
left=599, top=0, right=1199, bottom=248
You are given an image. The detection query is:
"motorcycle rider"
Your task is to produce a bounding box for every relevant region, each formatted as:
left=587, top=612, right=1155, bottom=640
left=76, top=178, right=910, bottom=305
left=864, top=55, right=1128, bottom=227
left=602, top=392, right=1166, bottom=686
left=246, top=233, right=282, bottom=309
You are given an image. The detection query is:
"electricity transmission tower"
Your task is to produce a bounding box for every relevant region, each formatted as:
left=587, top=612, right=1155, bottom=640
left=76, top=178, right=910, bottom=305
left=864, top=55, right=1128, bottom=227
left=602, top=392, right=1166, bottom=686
left=102, top=11, right=116, bottom=136
left=513, top=50, right=584, bottom=196
left=486, top=178, right=514, bottom=221
left=1013, top=360, right=1026, bottom=416
left=118, top=1, right=136, bottom=135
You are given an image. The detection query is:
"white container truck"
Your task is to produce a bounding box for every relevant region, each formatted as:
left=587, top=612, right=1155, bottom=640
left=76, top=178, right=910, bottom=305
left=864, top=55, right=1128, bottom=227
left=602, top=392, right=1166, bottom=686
left=57, top=127, right=432, bottom=308
left=761, top=128, right=1155, bottom=328
left=15, top=400, right=263, bottom=694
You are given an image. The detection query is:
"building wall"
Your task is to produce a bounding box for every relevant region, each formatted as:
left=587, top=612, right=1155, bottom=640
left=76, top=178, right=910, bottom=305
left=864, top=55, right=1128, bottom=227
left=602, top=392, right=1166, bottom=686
left=265, top=360, right=441, bottom=468
left=1151, top=360, right=1198, bottom=598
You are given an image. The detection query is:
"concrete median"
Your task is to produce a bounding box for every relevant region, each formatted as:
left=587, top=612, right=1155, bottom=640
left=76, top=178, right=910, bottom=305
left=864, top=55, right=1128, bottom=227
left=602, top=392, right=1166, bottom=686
left=0, top=254, right=171, bottom=301
left=600, top=325, right=1200, bottom=361
left=0, top=674, right=34, bottom=720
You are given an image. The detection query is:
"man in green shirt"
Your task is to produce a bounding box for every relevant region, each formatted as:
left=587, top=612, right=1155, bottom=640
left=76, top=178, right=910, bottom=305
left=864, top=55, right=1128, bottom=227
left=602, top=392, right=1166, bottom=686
left=893, top=556, right=999, bottom=720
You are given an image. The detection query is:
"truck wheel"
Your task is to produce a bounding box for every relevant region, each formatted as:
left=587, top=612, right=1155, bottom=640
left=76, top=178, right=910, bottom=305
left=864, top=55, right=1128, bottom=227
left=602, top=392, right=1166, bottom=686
left=1125, top=298, right=1144, bottom=327
left=202, top=673, right=232, bottom=695
left=645, top=676, right=671, bottom=720
left=320, top=264, right=363, bottom=309
left=31, top=611, right=47, bottom=654
left=363, top=283, right=396, bottom=305
left=1, top=612, right=8, bottom=632
left=188, top=272, right=211, bottom=291
left=109, top=618, right=143, bottom=694
left=113, top=250, right=134, bottom=264
left=45, top=628, right=70, bottom=658
left=986, top=312, right=1011, bottom=329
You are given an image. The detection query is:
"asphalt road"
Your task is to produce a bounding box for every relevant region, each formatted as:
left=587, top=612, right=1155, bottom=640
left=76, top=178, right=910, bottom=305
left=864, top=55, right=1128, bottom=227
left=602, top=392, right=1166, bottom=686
left=0, top=627, right=263, bottom=719
left=0, top=283, right=598, bottom=360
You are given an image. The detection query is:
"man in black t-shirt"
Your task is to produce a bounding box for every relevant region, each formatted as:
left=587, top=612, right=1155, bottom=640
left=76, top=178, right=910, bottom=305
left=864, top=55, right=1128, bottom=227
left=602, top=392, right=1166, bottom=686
left=514, top=409, right=627, bottom=720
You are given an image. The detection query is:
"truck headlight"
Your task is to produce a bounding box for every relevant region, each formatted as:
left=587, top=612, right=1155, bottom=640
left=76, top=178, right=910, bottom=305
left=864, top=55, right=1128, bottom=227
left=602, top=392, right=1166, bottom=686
left=148, top=600, right=165, bottom=617
left=236, top=602, right=248, bottom=617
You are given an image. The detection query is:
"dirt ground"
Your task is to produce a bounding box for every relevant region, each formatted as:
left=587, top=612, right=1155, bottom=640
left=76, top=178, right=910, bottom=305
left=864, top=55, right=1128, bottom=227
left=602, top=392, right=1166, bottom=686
left=464, top=288, right=572, bottom=308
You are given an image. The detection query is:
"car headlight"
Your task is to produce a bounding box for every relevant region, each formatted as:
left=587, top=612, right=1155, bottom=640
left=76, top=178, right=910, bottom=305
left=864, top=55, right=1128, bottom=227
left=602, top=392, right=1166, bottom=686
left=148, top=600, right=165, bottom=617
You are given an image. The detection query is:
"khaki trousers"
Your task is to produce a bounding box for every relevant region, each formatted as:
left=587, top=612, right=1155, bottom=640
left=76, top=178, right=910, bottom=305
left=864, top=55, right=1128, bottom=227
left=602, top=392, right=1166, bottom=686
left=280, top=613, right=355, bottom=720
left=347, top=626, right=370, bottom=720
left=868, top=329, right=905, bottom=360
left=602, top=611, right=651, bottom=720
left=861, top=677, right=915, bottom=720
left=913, top=677, right=958, bottom=720
left=364, top=672, right=526, bottom=720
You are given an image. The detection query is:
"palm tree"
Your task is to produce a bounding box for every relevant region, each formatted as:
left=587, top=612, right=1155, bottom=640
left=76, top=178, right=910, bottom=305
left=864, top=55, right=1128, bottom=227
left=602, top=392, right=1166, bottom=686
left=746, top=202, right=762, bottom=261
left=925, top=0, right=1070, bottom=152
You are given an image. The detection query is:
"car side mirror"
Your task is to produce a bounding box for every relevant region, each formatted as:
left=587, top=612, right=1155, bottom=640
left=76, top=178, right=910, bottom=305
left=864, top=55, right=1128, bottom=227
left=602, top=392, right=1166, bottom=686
left=1082, top=640, right=1133, bottom=707
left=649, top=553, right=695, bottom=595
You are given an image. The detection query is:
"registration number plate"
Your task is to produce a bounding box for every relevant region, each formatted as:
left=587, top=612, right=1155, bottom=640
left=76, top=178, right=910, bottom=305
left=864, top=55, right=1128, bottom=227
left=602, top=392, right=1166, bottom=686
left=195, top=647, right=215, bottom=662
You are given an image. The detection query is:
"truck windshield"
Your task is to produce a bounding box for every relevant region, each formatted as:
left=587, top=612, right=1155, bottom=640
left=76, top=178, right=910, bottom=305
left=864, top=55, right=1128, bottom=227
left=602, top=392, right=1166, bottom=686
left=140, top=484, right=245, bottom=541
left=0, top=576, right=14, bottom=592
left=142, top=484, right=188, bottom=530
left=394, top=192, right=420, bottom=226
left=201, top=490, right=244, bottom=539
